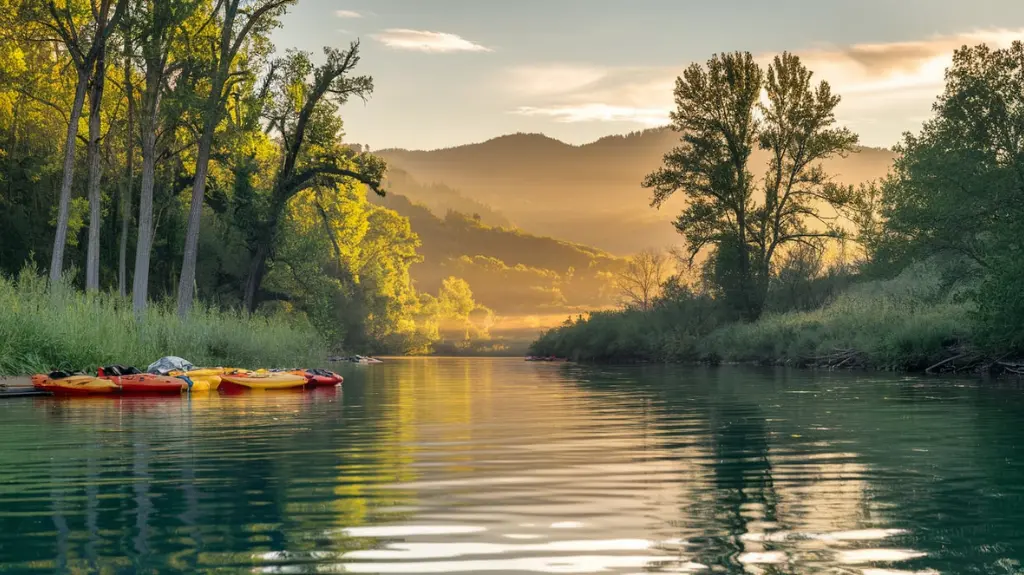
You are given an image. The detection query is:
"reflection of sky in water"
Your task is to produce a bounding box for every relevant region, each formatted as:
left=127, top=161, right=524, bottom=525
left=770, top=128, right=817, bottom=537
left=7, top=360, right=1022, bottom=573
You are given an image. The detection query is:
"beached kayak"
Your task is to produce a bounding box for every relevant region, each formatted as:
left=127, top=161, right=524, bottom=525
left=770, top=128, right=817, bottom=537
left=220, top=371, right=307, bottom=391
left=98, top=366, right=188, bottom=394
left=286, top=369, right=343, bottom=386
left=32, top=373, right=120, bottom=395
left=168, top=368, right=224, bottom=391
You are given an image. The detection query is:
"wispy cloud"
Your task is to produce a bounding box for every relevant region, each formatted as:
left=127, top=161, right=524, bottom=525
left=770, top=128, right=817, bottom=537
left=372, top=29, right=492, bottom=53
left=514, top=104, right=671, bottom=126
left=506, top=28, right=1024, bottom=140
left=334, top=9, right=361, bottom=18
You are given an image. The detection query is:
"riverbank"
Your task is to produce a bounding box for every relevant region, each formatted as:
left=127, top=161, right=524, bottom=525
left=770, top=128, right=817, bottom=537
left=529, top=264, right=1010, bottom=375
left=0, top=271, right=326, bottom=376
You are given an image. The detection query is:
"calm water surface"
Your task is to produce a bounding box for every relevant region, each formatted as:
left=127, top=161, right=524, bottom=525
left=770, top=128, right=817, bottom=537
left=1, top=359, right=1023, bottom=573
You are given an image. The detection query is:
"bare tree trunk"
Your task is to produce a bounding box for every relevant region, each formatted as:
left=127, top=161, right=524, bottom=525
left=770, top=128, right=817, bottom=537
left=85, top=49, right=107, bottom=292
left=118, top=21, right=134, bottom=298
left=132, top=66, right=160, bottom=316
left=132, top=127, right=156, bottom=315
left=176, top=128, right=214, bottom=317
left=48, top=71, right=89, bottom=285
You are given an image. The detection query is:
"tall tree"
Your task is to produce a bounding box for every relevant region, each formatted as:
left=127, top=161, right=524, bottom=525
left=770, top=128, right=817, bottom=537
left=881, top=41, right=1024, bottom=349
left=118, top=10, right=134, bottom=297
left=643, top=51, right=858, bottom=320
left=241, top=42, right=385, bottom=313
left=130, top=0, right=199, bottom=314
left=83, top=26, right=109, bottom=291
left=41, top=0, right=127, bottom=285
left=176, top=0, right=293, bottom=317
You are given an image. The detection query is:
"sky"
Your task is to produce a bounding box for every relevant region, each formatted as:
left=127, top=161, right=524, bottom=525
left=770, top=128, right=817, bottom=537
left=270, top=0, right=1024, bottom=151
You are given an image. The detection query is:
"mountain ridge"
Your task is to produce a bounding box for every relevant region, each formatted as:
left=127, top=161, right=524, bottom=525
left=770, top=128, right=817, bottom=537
left=373, top=127, right=897, bottom=254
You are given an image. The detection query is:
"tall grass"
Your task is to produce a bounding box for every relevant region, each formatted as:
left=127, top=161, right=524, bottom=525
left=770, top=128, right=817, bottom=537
left=707, top=263, right=974, bottom=370
left=531, top=263, right=976, bottom=371
left=0, top=268, right=327, bottom=375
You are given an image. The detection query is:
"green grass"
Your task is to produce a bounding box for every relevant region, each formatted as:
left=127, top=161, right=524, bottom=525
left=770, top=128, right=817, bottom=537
left=0, top=268, right=327, bottom=375
left=531, top=263, right=976, bottom=371
left=706, top=264, right=974, bottom=370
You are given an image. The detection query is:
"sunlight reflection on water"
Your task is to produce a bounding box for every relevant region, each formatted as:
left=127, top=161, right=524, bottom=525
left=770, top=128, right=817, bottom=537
left=2, top=360, right=1020, bottom=573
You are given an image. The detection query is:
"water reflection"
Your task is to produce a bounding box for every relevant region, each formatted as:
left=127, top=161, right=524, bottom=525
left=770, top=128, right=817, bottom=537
left=0, top=360, right=1021, bottom=573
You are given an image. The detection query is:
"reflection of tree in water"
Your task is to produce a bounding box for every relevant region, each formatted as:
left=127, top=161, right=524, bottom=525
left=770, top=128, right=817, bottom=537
left=1, top=391, right=418, bottom=572
left=698, top=391, right=777, bottom=572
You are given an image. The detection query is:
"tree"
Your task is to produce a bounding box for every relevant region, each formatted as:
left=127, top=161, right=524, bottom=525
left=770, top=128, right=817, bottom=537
left=881, top=41, right=1024, bottom=349
left=616, top=248, right=667, bottom=311
left=40, top=0, right=127, bottom=286
left=176, top=0, right=294, bottom=317
left=643, top=51, right=859, bottom=320
left=118, top=11, right=134, bottom=296
left=130, top=0, right=200, bottom=314
left=241, top=42, right=385, bottom=313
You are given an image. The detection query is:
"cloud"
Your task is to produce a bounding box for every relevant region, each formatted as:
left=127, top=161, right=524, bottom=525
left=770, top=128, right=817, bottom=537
left=514, top=104, right=671, bottom=126
left=505, top=28, right=1024, bottom=142
left=334, top=9, right=361, bottom=18
left=372, top=29, right=491, bottom=53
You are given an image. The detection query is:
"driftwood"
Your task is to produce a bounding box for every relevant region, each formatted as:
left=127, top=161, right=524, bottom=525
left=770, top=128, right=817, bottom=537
left=804, top=348, right=868, bottom=370
left=925, top=353, right=967, bottom=374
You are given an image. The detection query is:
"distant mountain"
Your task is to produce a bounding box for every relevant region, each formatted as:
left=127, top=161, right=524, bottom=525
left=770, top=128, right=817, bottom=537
left=383, top=168, right=512, bottom=228
left=376, top=128, right=897, bottom=255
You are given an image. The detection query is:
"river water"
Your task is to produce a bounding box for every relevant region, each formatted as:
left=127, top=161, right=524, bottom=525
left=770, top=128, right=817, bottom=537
left=1, top=358, right=1023, bottom=573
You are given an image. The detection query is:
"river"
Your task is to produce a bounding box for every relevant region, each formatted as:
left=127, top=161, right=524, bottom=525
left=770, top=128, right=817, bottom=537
left=1, top=358, right=1022, bottom=573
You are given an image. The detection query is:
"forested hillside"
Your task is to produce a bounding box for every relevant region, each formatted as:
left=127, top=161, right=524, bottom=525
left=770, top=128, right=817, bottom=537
left=371, top=189, right=624, bottom=317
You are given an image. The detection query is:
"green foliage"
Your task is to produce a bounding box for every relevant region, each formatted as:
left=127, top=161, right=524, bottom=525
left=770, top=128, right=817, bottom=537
left=707, top=263, right=972, bottom=370
left=530, top=280, right=721, bottom=363
left=0, top=264, right=324, bottom=375
left=880, top=41, right=1024, bottom=352
left=532, top=263, right=971, bottom=370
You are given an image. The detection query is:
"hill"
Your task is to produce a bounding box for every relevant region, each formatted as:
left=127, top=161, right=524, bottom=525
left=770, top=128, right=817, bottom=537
left=369, top=189, right=624, bottom=318
left=376, top=128, right=897, bottom=254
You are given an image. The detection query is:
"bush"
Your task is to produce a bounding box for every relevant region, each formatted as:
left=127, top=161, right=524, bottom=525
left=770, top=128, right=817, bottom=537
left=531, top=263, right=976, bottom=371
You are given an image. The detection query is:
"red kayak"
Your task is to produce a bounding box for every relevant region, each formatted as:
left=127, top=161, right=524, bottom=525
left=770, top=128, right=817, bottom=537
left=98, top=366, right=188, bottom=394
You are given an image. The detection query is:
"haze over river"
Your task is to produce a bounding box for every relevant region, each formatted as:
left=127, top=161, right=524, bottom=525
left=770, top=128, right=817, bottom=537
left=1, top=358, right=1021, bottom=573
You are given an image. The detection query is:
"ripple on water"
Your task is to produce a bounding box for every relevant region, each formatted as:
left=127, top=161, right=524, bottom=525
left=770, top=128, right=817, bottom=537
left=0, top=360, right=1017, bottom=573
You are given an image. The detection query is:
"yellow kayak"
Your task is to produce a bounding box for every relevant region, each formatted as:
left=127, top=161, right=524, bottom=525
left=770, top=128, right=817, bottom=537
left=168, top=368, right=225, bottom=391
left=220, top=371, right=307, bottom=391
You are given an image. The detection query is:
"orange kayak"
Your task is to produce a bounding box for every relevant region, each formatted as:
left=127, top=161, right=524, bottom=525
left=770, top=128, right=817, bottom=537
left=32, top=373, right=120, bottom=395
left=97, top=366, right=188, bottom=394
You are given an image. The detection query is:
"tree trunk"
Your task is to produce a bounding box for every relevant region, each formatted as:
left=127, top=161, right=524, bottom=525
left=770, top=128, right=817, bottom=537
left=132, top=67, right=160, bottom=316
left=85, top=49, right=107, bottom=292
left=132, top=127, right=156, bottom=315
left=48, top=71, right=89, bottom=285
left=243, top=242, right=269, bottom=314
left=176, top=127, right=215, bottom=317
left=118, top=24, right=134, bottom=298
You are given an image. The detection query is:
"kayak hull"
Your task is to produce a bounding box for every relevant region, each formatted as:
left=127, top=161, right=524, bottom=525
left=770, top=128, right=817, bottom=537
left=32, top=374, right=120, bottom=395
left=286, top=369, right=344, bottom=386
left=220, top=373, right=307, bottom=391
left=168, top=368, right=224, bottom=391
left=103, top=373, right=187, bottom=394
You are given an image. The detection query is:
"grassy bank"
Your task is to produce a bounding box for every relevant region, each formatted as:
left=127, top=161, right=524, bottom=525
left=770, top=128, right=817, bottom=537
left=0, top=269, right=326, bottom=375
left=530, top=264, right=982, bottom=372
